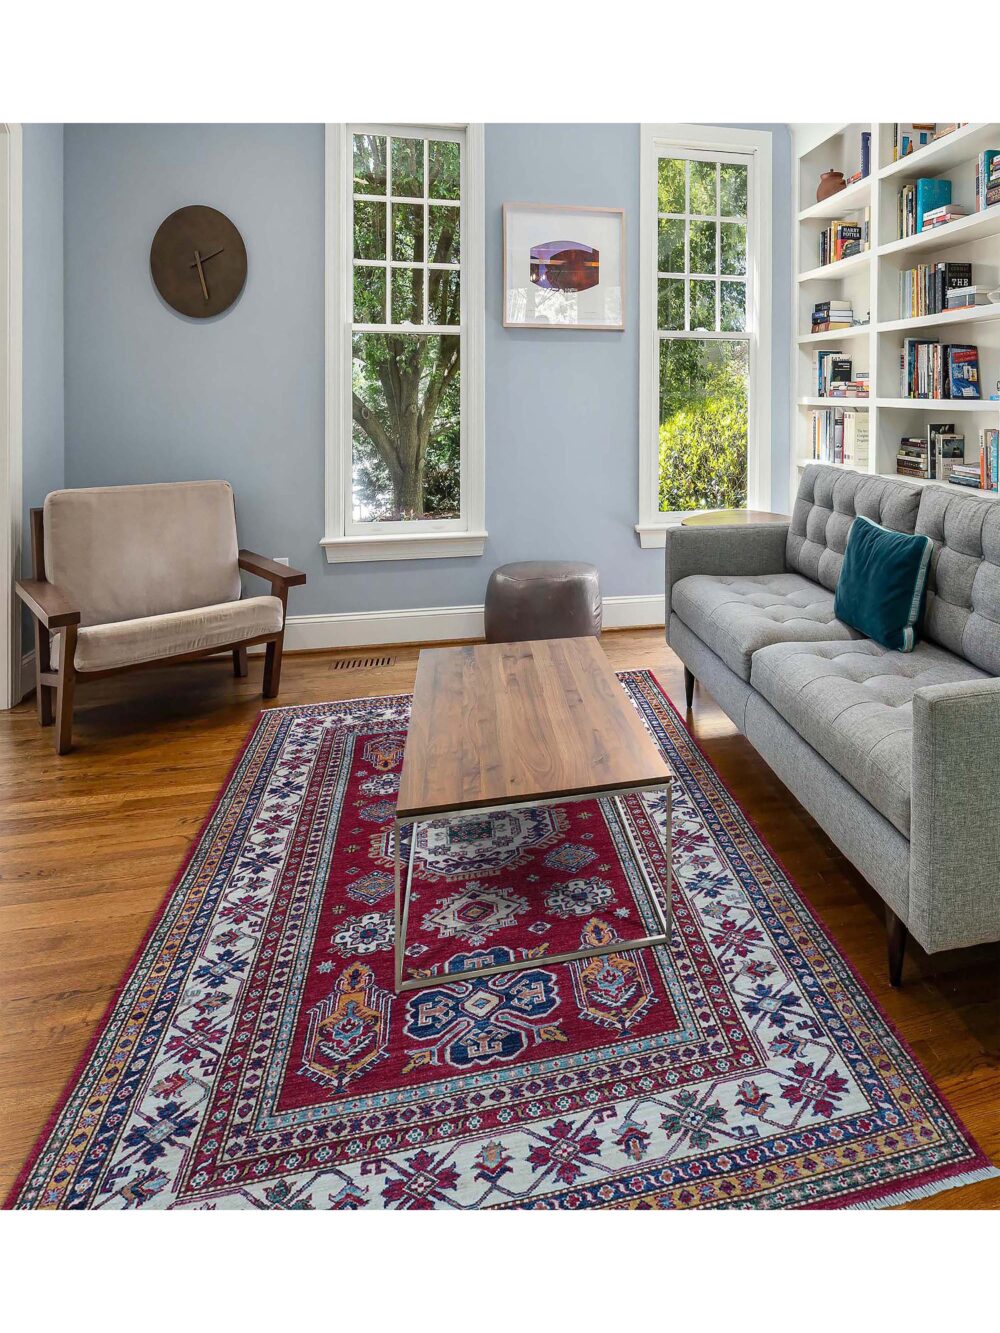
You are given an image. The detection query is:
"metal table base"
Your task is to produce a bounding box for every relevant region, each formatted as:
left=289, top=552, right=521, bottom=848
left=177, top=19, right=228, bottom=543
left=393, top=782, right=672, bottom=993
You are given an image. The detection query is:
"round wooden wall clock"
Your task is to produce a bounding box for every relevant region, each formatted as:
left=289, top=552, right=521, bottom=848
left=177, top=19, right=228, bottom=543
left=150, top=205, right=247, bottom=318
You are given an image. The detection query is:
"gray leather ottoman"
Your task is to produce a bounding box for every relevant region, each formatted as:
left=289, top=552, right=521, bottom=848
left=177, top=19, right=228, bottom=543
left=484, top=561, right=602, bottom=643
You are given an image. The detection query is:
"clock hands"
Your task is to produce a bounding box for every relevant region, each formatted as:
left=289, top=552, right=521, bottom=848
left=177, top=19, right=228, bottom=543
left=189, top=246, right=225, bottom=302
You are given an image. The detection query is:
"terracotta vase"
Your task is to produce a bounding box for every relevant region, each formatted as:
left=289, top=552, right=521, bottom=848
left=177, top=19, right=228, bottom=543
left=816, top=170, right=847, bottom=202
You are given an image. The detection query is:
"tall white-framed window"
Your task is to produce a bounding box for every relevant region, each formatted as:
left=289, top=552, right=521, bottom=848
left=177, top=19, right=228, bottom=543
left=323, top=123, right=485, bottom=563
left=636, top=124, right=771, bottom=545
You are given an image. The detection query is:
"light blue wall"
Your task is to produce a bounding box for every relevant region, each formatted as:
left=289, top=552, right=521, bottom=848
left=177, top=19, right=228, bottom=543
left=62, top=123, right=791, bottom=617
left=21, top=123, right=65, bottom=572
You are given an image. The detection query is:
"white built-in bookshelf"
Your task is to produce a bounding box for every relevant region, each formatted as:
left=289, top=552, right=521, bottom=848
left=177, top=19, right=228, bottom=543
left=791, top=123, right=1000, bottom=501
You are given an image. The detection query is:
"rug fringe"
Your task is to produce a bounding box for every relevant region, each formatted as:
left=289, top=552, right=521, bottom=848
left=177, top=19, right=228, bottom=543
left=845, top=1165, right=1000, bottom=1210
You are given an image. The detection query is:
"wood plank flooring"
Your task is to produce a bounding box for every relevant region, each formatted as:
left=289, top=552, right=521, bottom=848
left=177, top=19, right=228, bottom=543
left=0, top=629, right=996, bottom=1207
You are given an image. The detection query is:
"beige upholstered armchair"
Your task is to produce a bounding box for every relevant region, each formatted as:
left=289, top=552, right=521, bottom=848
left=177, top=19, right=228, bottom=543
left=15, top=480, right=306, bottom=753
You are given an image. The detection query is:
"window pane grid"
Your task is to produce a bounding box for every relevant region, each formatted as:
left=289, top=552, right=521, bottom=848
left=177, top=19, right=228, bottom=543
left=656, top=153, right=750, bottom=338
left=349, top=128, right=465, bottom=526
left=652, top=150, right=752, bottom=515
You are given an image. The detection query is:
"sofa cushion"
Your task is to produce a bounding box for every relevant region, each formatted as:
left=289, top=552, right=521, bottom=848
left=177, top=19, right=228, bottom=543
left=787, top=465, right=921, bottom=592
left=671, top=572, right=857, bottom=681
left=834, top=515, right=934, bottom=651
left=43, top=481, right=243, bottom=628
left=914, top=483, right=1000, bottom=675
left=750, top=638, right=988, bottom=836
left=52, top=595, right=283, bottom=673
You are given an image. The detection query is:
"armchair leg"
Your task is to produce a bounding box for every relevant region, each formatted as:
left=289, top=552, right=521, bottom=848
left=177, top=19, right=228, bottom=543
left=55, top=627, right=78, bottom=755
left=684, top=666, right=695, bottom=710
left=33, top=620, right=54, bottom=726
left=233, top=647, right=249, bottom=678
left=263, top=634, right=284, bottom=699
left=886, top=905, right=908, bottom=988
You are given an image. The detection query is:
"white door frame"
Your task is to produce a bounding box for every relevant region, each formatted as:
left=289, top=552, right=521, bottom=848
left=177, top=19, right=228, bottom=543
left=0, top=123, right=23, bottom=711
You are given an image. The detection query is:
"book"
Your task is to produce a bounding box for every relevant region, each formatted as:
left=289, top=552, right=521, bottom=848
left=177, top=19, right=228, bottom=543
left=928, top=422, right=958, bottom=480
left=861, top=131, right=871, bottom=179
left=976, top=150, right=1000, bottom=211
left=898, top=262, right=973, bottom=318
left=946, top=346, right=981, bottom=399
left=915, top=178, right=952, bottom=233
left=843, top=411, right=869, bottom=467
left=980, top=428, right=1000, bottom=492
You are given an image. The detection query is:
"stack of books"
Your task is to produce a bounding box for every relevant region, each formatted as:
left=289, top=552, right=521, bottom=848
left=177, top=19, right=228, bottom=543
left=946, top=285, right=993, bottom=311
left=896, top=424, right=965, bottom=480
left=819, top=216, right=868, bottom=265
left=922, top=202, right=968, bottom=230
left=815, top=350, right=852, bottom=396
left=812, top=299, right=854, bottom=332
left=979, top=428, right=1000, bottom=490
left=975, top=151, right=1000, bottom=211
left=949, top=464, right=983, bottom=489
left=826, top=371, right=869, bottom=399
left=897, top=436, right=932, bottom=478
left=900, top=340, right=981, bottom=399
left=899, top=262, right=972, bottom=318
left=898, top=178, right=952, bottom=238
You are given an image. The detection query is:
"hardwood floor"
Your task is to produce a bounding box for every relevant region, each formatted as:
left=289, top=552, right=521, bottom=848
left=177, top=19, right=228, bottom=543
left=1, top=629, right=997, bottom=1207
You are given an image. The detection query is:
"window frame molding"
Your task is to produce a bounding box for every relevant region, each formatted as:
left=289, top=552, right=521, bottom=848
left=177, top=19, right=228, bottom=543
left=322, top=122, right=486, bottom=564
left=636, top=123, right=772, bottom=547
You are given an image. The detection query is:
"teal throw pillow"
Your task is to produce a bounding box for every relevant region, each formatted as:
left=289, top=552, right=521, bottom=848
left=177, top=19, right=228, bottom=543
left=834, top=514, right=934, bottom=652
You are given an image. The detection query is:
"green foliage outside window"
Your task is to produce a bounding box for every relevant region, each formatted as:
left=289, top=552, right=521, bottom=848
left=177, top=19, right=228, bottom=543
left=658, top=337, right=748, bottom=513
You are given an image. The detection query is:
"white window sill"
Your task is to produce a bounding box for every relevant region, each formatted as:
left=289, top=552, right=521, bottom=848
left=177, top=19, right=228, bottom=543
left=321, top=530, right=488, bottom=564
left=634, top=521, right=687, bottom=548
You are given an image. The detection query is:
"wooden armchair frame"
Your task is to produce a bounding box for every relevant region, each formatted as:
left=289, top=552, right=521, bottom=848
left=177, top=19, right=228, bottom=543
left=15, top=507, right=307, bottom=754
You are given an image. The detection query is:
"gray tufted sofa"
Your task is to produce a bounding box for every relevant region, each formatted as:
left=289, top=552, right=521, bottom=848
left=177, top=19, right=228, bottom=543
left=664, top=463, right=1000, bottom=983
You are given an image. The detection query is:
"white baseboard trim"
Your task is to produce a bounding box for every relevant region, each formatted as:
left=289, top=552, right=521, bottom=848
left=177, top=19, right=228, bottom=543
left=16, top=602, right=666, bottom=682
left=258, top=594, right=666, bottom=655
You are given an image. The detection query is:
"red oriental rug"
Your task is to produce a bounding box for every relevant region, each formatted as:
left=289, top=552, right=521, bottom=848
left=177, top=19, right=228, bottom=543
left=7, top=671, right=996, bottom=1209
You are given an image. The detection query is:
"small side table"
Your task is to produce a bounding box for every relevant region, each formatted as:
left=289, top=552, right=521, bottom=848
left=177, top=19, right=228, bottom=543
left=681, top=509, right=790, bottom=527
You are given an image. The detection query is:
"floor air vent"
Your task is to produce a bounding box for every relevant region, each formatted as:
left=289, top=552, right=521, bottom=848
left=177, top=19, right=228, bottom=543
left=331, top=655, right=395, bottom=671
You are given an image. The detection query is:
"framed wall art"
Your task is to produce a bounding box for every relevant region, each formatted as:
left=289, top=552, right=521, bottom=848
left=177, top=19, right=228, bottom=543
left=502, top=202, right=625, bottom=330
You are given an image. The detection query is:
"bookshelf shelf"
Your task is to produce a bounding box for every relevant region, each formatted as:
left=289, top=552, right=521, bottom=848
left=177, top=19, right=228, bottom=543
left=877, top=473, right=1000, bottom=502
left=797, top=397, right=869, bottom=409
left=797, top=252, right=870, bottom=284
left=797, top=325, right=870, bottom=345
left=792, top=122, right=1000, bottom=492
left=797, top=178, right=871, bottom=223
left=879, top=206, right=1000, bottom=259
left=878, top=305, right=1000, bottom=335
left=877, top=124, right=1000, bottom=183
left=875, top=398, right=1000, bottom=413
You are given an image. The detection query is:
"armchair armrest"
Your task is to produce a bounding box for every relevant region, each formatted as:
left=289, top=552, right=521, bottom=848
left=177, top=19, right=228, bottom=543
left=238, top=550, right=307, bottom=588
left=663, top=523, right=788, bottom=634
left=909, top=676, right=1000, bottom=953
left=14, top=578, right=81, bottom=629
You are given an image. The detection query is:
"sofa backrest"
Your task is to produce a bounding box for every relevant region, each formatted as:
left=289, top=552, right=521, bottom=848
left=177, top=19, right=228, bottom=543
left=43, top=481, right=243, bottom=628
left=787, top=465, right=921, bottom=592
left=914, top=484, right=1000, bottom=675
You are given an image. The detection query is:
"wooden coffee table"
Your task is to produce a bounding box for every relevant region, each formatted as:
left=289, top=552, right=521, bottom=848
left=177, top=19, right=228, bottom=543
left=393, top=637, right=673, bottom=992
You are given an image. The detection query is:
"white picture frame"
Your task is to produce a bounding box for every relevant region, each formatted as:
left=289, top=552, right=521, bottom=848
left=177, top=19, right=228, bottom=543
left=502, top=202, right=625, bottom=330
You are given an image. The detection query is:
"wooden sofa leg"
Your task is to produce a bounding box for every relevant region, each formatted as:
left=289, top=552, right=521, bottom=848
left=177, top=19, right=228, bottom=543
left=233, top=647, right=249, bottom=678
left=55, top=627, right=78, bottom=755
left=263, top=634, right=284, bottom=699
left=684, top=666, right=695, bottom=710
left=886, top=905, right=908, bottom=988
